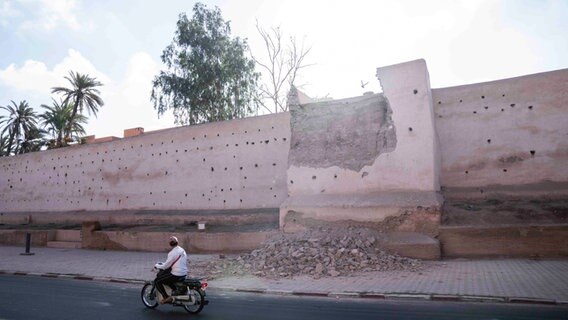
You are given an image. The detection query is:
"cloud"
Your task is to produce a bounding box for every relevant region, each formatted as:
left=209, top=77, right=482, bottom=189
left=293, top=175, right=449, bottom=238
left=19, top=0, right=81, bottom=31
left=0, top=49, right=173, bottom=138
left=86, top=52, right=175, bottom=137
left=0, top=0, right=20, bottom=26
left=0, top=49, right=110, bottom=95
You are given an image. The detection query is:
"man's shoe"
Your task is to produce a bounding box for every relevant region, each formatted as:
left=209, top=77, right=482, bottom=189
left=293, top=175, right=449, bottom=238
left=160, top=296, right=173, bottom=304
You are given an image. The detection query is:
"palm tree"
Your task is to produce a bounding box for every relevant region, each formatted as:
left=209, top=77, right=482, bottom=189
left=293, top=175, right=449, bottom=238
left=40, top=99, right=87, bottom=148
left=17, top=126, right=46, bottom=154
left=0, top=100, right=39, bottom=156
left=51, top=71, right=104, bottom=140
left=0, top=133, right=8, bottom=156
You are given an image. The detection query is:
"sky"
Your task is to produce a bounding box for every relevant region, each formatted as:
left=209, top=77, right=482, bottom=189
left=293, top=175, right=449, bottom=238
left=0, top=0, right=567, bottom=138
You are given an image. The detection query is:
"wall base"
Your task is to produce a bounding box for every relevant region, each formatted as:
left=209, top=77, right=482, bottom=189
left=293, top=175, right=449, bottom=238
left=280, top=192, right=443, bottom=237
left=439, top=224, right=568, bottom=258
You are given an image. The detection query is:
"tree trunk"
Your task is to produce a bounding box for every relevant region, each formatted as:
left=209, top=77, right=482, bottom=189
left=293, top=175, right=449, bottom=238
left=65, top=96, right=80, bottom=140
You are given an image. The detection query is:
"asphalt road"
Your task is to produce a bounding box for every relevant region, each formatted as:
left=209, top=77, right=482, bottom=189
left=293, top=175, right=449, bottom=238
left=0, top=275, right=566, bottom=320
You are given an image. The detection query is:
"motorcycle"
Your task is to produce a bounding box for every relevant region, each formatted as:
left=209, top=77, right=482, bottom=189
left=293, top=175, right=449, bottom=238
left=141, top=262, right=209, bottom=314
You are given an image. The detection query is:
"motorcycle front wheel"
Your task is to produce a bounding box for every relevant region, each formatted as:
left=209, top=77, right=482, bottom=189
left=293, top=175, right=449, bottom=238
left=183, top=289, right=204, bottom=314
left=141, top=283, right=159, bottom=309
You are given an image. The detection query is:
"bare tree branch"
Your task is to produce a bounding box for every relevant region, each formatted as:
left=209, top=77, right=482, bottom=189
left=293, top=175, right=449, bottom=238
left=251, top=21, right=312, bottom=113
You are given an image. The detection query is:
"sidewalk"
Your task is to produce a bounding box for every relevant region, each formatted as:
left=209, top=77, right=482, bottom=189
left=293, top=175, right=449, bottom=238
left=1, top=246, right=567, bottom=305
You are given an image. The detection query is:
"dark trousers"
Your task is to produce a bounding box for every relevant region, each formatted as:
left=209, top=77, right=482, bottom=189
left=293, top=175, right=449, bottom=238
left=155, top=270, right=185, bottom=299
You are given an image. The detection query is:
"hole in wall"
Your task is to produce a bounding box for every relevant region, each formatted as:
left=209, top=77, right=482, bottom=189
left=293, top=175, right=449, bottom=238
left=465, top=171, right=469, bottom=174
left=487, top=139, right=491, bottom=144
left=528, top=106, right=533, bottom=110
left=484, top=106, right=488, bottom=110
left=312, top=175, right=317, bottom=180
left=530, top=150, right=535, bottom=156
left=503, top=169, right=508, bottom=172
left=510, top=104, right=515, bottom=107
left=413, top=89, right=418, bottom=94
left=501, top=109, right=504, bottom=112
left=290, top=180, right=294, bottom=184
left=409, top=127, right=413, bottom=131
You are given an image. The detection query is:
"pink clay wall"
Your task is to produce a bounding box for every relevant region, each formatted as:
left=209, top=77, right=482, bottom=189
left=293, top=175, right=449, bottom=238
left=433, top=68, right=568, bottom=189
left=0, top=113, right=290, bottom=212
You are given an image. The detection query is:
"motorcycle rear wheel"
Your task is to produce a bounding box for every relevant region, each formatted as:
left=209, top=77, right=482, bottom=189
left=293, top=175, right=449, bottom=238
left=183, top=289, right=204, bottom=314
left=141, top=283, right=159, bottom=309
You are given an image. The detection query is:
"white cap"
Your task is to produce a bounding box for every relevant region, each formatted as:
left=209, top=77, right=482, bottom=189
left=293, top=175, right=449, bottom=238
left=169, top=236, right=178, bottom=243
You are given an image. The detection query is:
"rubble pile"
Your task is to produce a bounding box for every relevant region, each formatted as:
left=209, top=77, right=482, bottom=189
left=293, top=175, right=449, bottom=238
left=209, top=228, right=423, bottom=278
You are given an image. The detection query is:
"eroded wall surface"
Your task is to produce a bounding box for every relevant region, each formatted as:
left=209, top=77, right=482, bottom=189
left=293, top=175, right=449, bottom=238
left=433, top=68, right=568, bottom=191
left=286, top=59, right=440, bottom=196
left=0, top=113, right=290, bottom=212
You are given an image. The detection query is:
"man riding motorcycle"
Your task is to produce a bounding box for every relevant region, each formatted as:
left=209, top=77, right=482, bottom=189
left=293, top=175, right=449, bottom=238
left=154, top=236, right=188, bottom=304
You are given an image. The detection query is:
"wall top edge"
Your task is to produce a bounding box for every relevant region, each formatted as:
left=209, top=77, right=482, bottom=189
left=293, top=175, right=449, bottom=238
left=299, top=93, right=385, bottom=108
left=0, top=111, right=291, bottom=161
left=432, top=67, right=568, bottom=92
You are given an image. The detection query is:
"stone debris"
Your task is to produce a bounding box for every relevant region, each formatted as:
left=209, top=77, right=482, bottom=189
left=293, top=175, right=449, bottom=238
left=205, top=228, right=423, bottom=279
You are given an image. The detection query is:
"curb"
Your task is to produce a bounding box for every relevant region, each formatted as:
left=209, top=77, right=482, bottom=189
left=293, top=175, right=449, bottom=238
left=1, top=270, right=565, bottom=306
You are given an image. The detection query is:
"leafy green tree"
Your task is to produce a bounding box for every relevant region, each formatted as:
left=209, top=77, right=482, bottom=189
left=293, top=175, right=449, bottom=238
left=51, top=71, right=103, bottom=139
left=0, top=100, right=39, bottom=156
left=151, top=3, right=259, bottom=125
left=40, top=99, right=87, bottom=148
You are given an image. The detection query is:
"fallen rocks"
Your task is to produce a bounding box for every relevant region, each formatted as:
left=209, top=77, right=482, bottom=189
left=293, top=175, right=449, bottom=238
left=208, top=227, right=423, bottom=278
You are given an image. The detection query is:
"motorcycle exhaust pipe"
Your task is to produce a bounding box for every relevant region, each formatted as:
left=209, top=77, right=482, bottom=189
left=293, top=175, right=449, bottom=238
left=173, top=295, right=191, bottom=302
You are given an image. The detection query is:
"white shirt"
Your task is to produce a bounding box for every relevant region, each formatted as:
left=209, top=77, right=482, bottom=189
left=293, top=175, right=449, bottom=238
left=162, top=245, right=188, bottom=277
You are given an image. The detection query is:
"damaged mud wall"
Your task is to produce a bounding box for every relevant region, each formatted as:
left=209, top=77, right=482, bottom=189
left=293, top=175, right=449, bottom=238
left=289, top=93, right=396, bottom=172
left=281, top=60, right=443, bottom=234
left=0, top=113, right=290, bottom=212
left=287, top=59, right=441, bottom=196
left=433, top=68, right=568, bottom=194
